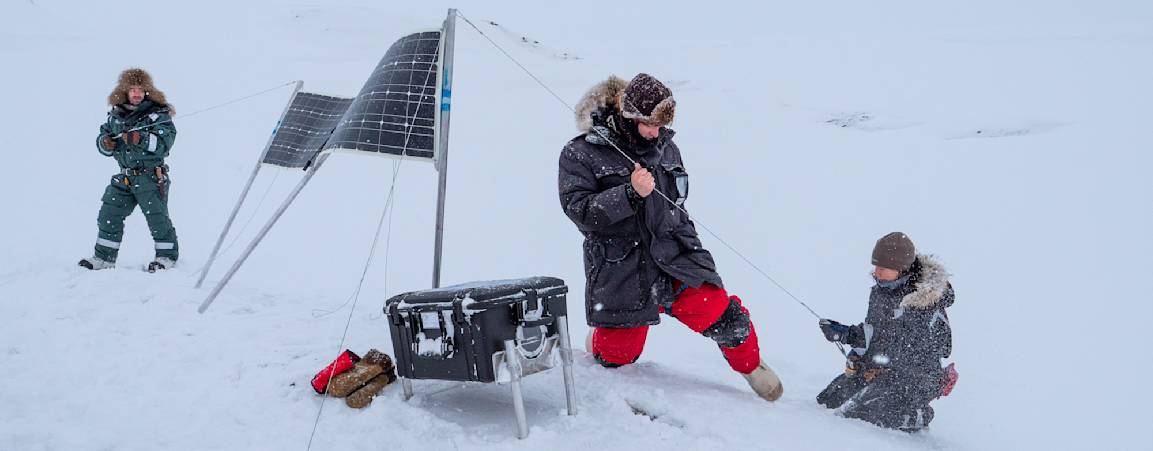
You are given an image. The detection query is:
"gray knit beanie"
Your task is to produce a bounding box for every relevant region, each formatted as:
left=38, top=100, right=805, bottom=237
left=872, top=232, right=916, bottom=271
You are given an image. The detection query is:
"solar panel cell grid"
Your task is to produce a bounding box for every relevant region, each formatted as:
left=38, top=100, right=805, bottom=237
left=260, top=31, right=442, bottom=168
left=326, top=31, right=441, bottom=160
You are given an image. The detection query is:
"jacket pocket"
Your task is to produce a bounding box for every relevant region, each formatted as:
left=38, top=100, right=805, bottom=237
left=660, top=162, right=689, bottom=207
left=593, top=165, right=631, bottom=190
left=587, top=237, right=645, bottom=313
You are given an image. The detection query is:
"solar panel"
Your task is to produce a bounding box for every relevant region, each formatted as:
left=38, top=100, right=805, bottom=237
left=260, top=31, right=442, bottom=168
left=324, top=31, right=442, bottom=160
left=262, top=92, right=354, bottom=168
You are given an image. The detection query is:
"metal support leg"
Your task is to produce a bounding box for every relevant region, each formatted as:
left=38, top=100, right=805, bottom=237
left=197, top=153, right=328, bottom=313
left=401, top=378, right=414, bottom=400
left=556, top=316, right=578, bottom=416
left=503, top=339, right=529, bottom=439
left=196, top=80, right=303, bottom=289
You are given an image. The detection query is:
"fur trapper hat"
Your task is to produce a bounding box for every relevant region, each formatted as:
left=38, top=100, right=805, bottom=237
left=108, top=68, right=170, bottom=111
left=618, top=73, right=675, bottom=127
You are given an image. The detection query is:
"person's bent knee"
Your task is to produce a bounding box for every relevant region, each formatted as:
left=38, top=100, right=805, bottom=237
left=593, top=353, right=633, bottom=368
left=702, top=297, right=751, bottom=347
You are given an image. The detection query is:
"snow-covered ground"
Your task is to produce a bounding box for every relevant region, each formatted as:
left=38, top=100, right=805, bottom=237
left=2, top=1, right=1151, bottom=450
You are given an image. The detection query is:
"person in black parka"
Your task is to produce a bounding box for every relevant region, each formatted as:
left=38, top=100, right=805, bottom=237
left=558, top=74, right=783, bottom=401
left=817, top=232, right=956, bottom=432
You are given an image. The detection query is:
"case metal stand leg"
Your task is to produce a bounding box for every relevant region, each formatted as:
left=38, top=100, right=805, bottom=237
left=556, top=316, right=578, bottom=416
left=503, top=339, right=529, bottom=439
left=401, top=378, right=414, bottom=400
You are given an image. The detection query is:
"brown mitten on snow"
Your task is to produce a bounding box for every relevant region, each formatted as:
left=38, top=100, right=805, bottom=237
left=327, top=349, right=396, bottom=398
left=327, top=361, right=384, bottom=398
left=361, top=349, right=394, bottom=373
left=345, top=372, right=397, bottom=409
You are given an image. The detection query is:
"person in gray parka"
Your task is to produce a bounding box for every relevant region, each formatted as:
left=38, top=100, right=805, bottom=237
left=817, top=232, right=957, bottom=432
left=79, top=68, right=178, bottom=272
left=558, top=73, right=783, bottom=401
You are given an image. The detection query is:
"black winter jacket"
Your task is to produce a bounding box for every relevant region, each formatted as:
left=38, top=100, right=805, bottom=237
left=843, top=255, right=954, bottom=391
left=558, top=77, right=722, bottom=328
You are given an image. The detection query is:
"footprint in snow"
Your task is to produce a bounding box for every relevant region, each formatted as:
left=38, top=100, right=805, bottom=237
left=825, top=112, right=921, bottom=132
left=944, top=121, right=1068, bottom=140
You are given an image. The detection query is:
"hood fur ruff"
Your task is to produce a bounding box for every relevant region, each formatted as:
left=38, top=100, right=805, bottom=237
left=574, top=76, right=628, bottom=132
left=108, top=68, right=171, bottom=113
left=901, top=254, right=951, bottom=309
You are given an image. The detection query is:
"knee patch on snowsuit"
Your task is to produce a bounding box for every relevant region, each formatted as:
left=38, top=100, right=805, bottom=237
left=593, top=353, right=629, bottom=368
left=590, top=326, right=647, bottom=367
left=702, top=297, right=751, bottom=348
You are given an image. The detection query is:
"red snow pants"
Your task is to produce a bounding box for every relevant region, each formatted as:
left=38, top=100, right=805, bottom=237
left=590, top=283, right=761, bottom=374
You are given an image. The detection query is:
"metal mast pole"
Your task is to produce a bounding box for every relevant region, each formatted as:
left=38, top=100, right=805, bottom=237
left=431, top=9, right=457, bottom=290
left=405, top=8, right=457, bottom=402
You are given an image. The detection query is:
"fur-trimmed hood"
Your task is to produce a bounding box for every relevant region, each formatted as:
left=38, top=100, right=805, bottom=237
left=573, top=75, right=676, bottom=132
left=108, top=68, right=172, bottom=114
left=900, top=254, right=953, bottom=309
left=574, top=76, right=627, bottom=132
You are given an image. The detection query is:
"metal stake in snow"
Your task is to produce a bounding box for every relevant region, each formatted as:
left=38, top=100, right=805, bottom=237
left=456, top=12, right=832, bottom=324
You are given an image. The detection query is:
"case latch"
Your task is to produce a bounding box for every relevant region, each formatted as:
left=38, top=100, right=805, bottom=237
left=410, top=308, right=456, bottom=359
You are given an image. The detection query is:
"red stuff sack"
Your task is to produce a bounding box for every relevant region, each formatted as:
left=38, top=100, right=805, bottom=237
left=311, top=350, right=360, bottom=394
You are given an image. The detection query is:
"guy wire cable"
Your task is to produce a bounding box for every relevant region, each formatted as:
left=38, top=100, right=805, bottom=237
left=118, top=80, right=299, bottom=134
left=456, top=12, right=833, bottom=322
left=304, top=48, right=439, bottom=451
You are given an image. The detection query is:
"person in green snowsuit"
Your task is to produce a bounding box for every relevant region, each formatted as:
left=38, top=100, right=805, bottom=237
left=79, top=68, right=179, bottom=272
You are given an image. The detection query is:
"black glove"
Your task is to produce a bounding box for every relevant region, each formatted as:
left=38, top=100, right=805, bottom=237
left=819, top=319, right=850, bottom=343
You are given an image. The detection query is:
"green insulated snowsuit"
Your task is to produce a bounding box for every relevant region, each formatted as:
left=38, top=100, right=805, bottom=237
left=91, top=99, right=178, bottom=262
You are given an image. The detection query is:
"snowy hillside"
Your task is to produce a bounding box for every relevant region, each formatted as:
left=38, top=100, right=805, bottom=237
left=2, top=1, right=1151, bottom=450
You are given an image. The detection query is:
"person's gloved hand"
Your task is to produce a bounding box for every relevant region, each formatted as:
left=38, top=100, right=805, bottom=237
left=819, top=319, right=850, bottom=343
left=631, top=163, right=655, bottom=198
left=102, top=135, right=117, bottom=150
left=122, top=131, right=141, bottom=145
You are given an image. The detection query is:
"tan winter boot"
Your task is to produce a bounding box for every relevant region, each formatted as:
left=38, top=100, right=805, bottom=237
left=742, top=359, right=784, bottom=402
left=78, top=257, right=114, bottom=270
left=584, top=328, right=594, bottom=353
left=346, top=372, right=397, bottom=409
left=327, top=349, right=395, bottom=398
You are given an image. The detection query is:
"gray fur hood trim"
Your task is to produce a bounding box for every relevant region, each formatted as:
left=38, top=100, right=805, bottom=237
left=574, top=76, right=627, bottom=132
left=901, top=254, right=951, bottom=309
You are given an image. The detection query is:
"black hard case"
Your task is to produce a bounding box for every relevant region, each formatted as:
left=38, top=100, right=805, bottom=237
left=384, top=277, right=568, bottom=383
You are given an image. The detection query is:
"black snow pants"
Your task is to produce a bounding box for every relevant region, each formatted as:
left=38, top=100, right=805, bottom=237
left=817, top=372, right=937, bottom=432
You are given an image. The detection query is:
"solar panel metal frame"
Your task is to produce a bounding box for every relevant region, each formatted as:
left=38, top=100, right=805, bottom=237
left=200, top=12, right=460, bottom=318
left=262, top=92, right=355, bottom=168
left=323, top=30, right=443, bottom=163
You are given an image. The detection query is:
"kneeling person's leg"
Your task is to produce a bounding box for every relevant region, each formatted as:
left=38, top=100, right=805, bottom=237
left=840, top=376, right=934, bottom=432
left=670, top=283, right=760, bottom=373
left=590, top=326, right=649, bottom=367
left=817, top=373, right=867, bottom=409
